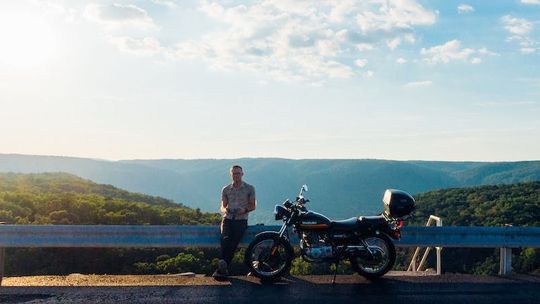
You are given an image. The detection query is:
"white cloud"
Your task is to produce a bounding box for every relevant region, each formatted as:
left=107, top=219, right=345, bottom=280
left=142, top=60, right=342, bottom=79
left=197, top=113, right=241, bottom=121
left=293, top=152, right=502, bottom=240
left=30, top=1, right=78, bottom=23
left=109, top=36, right=166, bottom=56
left=169, top=0, right=437, bottom=83
left=363, top=70, right=374, bottom=78
left=521, top=0, right=540, bottom=4
left=477, top=47, right=498, bottom=56
left=421, top=40, right=496, bottom=64
left=520, top=47, right=536, bottom=54
left=354, top=58, right=368, bottom=68
left=501, top=15, right=533, bottom=35
left=396, top=57, right=407, bottom=64
left=501, top=15, right=538, bottom=54
left=84, top=3, right=157, bottom=29
left=457, top=4, right=474, bottom=13
left=355, top=0, right=437, bottom=33
left=404, top=80, right=432, bottom=88
left=149, top=0, right=178, bottom=8
left=356, top=43, right=374, bottom=51
left=387, top=37, right=401, bottom=50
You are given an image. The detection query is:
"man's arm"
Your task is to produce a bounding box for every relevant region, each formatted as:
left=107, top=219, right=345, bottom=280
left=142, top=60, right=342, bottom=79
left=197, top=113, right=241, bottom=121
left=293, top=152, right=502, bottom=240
left=220, top=188, right=228, bottom=214
left=220, top=200, right=228, bottom=214
left=242, top=186, right=256, bottom=214
left=246, top=196, right=256, bottom=213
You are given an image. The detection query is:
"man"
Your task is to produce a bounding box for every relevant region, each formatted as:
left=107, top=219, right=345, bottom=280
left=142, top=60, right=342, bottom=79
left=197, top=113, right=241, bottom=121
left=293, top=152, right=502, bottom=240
left=213, top=165, right=256, bottom=278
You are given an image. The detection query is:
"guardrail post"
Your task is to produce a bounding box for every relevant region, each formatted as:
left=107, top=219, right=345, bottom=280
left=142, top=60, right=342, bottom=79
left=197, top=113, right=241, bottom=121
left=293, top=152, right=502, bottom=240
left=0, top=245, right=4, bottom=286
left=499, top=247, right=512, bottom=275
left=0, top=222, right=4, bottom=286
left=408, top=215, right=443, bottom=274
left=436, top=246, right=442, bottom=275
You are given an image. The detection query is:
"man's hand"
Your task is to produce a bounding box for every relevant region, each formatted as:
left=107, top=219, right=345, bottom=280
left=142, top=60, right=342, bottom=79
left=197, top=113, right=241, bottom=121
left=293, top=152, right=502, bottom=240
left=226, top=207, right=239, bottom=216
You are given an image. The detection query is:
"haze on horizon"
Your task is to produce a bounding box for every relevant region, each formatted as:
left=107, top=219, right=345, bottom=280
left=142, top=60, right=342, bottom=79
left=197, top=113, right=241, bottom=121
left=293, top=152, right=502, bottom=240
left=1, top=0, right=539, bottom=162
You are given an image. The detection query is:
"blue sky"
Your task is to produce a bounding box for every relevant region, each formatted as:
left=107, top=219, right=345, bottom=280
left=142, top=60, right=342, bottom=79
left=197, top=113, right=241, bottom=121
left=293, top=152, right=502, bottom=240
left=0, top=0, right=539, bottom=161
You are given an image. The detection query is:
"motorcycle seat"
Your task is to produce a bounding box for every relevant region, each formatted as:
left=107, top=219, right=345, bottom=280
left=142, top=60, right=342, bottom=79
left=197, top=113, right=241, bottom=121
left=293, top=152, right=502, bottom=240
left=357, top=215, right=386, bottom=226
left=331, top=217, right=359, bottom=229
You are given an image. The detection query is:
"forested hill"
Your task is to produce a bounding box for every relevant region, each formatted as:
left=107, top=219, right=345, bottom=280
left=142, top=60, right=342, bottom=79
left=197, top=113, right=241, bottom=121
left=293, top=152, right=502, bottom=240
left=413, top=181, right=540, bottom=226
left=1, top=154, right=540, bottom=223
left=410, top=181, right=540, bottom=275
left=0, top=172, right=221, bottom=225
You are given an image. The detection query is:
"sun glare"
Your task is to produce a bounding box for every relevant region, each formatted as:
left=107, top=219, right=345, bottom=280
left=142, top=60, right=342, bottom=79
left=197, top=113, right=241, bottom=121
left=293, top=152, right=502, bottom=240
left=0, top=11, right=56, bottom=69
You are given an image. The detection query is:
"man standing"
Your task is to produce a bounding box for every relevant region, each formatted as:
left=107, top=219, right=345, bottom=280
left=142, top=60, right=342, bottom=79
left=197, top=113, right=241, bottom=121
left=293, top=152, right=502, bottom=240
left=213, top=165, right=256, bottom=278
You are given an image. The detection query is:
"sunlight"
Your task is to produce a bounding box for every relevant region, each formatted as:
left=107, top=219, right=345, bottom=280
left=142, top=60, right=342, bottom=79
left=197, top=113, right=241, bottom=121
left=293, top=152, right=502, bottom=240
left=0, top=11, right=56, bottom=69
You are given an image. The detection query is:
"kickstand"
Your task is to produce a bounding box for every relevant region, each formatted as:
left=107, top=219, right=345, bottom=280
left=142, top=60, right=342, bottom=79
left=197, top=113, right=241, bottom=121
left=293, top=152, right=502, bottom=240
left=332, top=261, right=339, bottom=285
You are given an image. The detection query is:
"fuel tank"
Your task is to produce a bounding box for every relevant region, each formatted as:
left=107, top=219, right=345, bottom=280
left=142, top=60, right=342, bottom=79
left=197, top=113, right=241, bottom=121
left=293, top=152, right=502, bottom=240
left=296, top=211, right=331, bottom=230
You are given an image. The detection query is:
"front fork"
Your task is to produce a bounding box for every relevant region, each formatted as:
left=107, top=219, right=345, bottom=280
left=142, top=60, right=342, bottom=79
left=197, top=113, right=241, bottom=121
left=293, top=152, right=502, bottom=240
left=271, top=221, right=290, bottom=256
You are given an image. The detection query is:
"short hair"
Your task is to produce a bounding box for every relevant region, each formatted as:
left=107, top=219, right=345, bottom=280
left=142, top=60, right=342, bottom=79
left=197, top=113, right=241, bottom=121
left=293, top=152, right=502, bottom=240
left=230, top=165, right=243, bottom=172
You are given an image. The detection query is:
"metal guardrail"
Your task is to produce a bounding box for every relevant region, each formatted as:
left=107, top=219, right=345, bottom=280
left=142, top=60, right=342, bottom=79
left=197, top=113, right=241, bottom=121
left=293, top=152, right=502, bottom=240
left=1, top=224, right=540, bottom=284
left=2, top=225, right=540, bottom=248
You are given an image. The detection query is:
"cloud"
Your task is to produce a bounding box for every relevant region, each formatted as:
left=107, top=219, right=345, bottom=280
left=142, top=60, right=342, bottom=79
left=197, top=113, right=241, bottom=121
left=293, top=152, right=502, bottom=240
left=501, top=15, right=538, bottom=54
left=84, top=3, right=157, bottom=29
left=521, top=0, right=540, bottom=4
left=30, top=1, right=78, bottom=23
left=520, top=47, right=536, bottom=54
left=149, top=0, right=178, bottom=8
left=420, top=40, right=496, bottom=64
left=386, top=37, right=401, bottom=50
left=169, top=0, right=437, bottom=83
left=355, top=0, right=437, bottom=33
left=457, top=4, right=474, bottom=13
left=354, top=58, right=368, bottom=68
left=396, top=57, right=407, bottom=64
left=501, top=15, right=533, bottom=35
left=356, top=43, right=375, bottom=51
left=403, top=80, right=432, bottom=88
left=109, top=36, right=166, bottom=56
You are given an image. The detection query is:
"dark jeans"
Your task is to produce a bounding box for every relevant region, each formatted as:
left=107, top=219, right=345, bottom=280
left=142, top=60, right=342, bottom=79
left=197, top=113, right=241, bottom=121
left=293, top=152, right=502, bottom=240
left=220, top=218, right=248, bottom=265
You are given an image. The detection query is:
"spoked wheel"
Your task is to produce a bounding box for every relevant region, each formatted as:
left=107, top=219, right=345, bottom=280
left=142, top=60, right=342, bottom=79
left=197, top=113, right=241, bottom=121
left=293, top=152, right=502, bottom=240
left=350, top=234, right=396, bottom=280
left=245, top=232, right=293, bottom=280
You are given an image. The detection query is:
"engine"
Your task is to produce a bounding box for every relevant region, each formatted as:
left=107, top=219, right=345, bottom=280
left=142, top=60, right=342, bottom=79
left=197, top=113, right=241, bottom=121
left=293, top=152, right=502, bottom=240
left=301, top=231, right=333, bottom=260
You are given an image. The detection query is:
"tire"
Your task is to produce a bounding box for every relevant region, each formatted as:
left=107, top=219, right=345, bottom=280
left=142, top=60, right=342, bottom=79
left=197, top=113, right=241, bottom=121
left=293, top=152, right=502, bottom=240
left=244, top=231, right=294, bottom=281
left=350, top=233, right=396, bottom=280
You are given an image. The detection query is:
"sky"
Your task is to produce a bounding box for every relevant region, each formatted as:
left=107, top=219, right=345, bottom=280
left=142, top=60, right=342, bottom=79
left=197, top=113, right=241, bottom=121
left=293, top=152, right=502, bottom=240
left=0, top=0, right=539, bottom=161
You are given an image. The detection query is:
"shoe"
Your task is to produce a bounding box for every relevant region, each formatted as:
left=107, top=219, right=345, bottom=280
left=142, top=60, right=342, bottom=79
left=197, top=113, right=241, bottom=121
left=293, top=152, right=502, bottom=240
left=212, top=269, right=225, bottom=278
left=212, top=259, right=229, bottom=278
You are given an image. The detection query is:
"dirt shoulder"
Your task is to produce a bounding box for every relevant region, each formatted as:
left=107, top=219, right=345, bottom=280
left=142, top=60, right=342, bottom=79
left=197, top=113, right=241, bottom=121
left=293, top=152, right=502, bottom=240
left=3, top=271, right=539, bottom=287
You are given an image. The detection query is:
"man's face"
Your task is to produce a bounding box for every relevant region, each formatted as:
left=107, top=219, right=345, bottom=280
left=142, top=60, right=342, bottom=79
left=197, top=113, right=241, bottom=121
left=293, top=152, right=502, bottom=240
left=230, top=167, right=243, bottom=183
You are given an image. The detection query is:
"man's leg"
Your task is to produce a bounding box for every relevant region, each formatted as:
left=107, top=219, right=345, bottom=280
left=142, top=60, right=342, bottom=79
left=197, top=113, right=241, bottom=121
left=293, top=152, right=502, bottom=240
left=220, top=218, right=235, bottom=265
left=228, top=219, right=248, bottom=263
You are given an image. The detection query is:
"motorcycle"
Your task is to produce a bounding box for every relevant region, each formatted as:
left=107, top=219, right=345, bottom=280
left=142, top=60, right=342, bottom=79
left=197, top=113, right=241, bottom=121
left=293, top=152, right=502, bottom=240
left=244, top=185, right=415, bottom=281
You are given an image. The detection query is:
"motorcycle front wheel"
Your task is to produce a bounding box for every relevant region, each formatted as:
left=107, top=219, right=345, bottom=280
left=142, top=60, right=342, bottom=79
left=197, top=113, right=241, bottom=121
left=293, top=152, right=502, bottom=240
left=244, top=231, right=293, bottom=280
left=349, top=233, right=396, bottom=280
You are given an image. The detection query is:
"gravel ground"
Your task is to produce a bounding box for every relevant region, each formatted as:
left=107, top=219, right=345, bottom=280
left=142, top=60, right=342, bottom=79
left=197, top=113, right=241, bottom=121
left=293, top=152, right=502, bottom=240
left=2, top=274, right=228, bottom=287
left=2, top=271, right=439, bottom=286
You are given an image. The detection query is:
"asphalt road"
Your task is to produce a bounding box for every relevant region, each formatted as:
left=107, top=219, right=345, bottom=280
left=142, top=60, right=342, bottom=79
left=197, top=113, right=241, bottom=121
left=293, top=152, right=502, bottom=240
left=2, top=273, right=540, bottom=303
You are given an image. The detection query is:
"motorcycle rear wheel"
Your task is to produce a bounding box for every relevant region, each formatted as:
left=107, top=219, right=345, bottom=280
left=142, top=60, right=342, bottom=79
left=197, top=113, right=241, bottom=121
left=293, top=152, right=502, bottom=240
left=244, top=231, right=293, bottom=281
left=349, top=233, right=396, bottom=280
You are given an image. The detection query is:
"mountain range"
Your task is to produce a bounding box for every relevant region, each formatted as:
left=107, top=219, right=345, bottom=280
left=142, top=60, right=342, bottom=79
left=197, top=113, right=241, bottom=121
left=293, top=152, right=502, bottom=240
left=1, top=153, right=539, bottom=223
